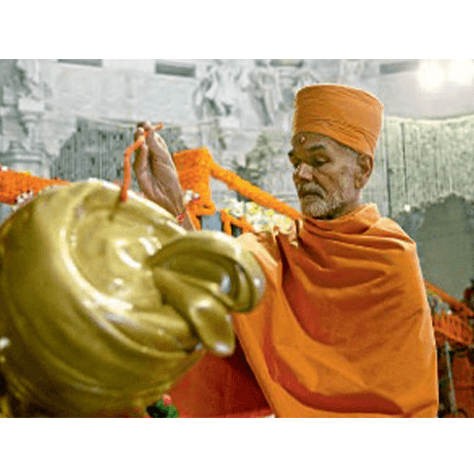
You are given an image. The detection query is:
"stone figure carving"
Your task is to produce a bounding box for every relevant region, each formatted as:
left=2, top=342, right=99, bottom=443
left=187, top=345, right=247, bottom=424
left=294, top=64, right=319, bottom=90
left=233, top=131, right=277, bottom=189
left=11, top=59, right=49, bottom=152
left=246, top=60, right=283, bottom=126
left=193, top=59, right=242, bottom=120
left=15, top=59, right=44, bottom=101
left=337, top=59, right=367, bottom=86
left=279, top=62, right=319, bottom=113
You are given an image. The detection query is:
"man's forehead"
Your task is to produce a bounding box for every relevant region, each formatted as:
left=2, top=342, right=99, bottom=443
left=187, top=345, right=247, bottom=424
left=290, top=132, right=334, bottom=151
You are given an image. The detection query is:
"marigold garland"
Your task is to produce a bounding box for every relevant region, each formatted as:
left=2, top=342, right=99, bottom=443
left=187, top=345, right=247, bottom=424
left=173, top=148, right=217, bottom=230
left=172, top=147, right=300, bottom=231
left=0, top=169, right=69, bottom=204
left=220, top=209, right=254, bottom=235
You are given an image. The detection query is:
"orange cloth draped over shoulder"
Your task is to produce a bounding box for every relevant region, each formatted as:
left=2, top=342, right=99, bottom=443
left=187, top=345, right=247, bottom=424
left=169, top=85, right=438, bottom=417
left=170, top=205, right=438, bottom=417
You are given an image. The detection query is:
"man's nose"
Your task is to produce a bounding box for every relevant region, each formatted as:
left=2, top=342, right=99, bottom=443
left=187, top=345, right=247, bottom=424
left=294, top=162, right=313, bottom=182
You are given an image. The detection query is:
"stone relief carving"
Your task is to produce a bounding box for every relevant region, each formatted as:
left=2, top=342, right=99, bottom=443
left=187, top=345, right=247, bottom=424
left=246, top=60, right=284, bottom=126
left=11, top=60, right=52, bottom=151
left=336, top=59, right=369, bottom=86
left=243, top=60, right=320, bottom=130
left=233, top=131, right=278, bottom=189
left=192, top=59, right=321, bottom=132
left=193, top=59, right=242, bottom=120
left=16, top=59, right=44, bottom=101
left=294, top=64, right=320, bottom=91
left=278, top=61, right=319, bottom=111
left=277, top=61, right=319, bottom=133
left=0, top=60, right=51, bottom=173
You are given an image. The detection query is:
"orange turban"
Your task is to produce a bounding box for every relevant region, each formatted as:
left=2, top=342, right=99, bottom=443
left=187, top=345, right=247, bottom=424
left=293, top=84, right=384, bottom=158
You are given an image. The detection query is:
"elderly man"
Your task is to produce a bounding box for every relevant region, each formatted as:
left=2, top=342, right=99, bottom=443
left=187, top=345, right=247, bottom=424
left=133, top=84, right=439, bottom=418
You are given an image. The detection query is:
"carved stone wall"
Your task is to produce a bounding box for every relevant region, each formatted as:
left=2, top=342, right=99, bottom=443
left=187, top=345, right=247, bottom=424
left=2, top=59, right=474, bottom=218
left=233, top=129, right=298, bottom=210
left=0, top=59, right=53, bottom=177
left=378, top=115, right=474, bottom=218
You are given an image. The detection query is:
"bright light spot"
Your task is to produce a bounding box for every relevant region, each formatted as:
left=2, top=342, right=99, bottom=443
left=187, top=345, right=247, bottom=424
left=417, top=60, right=445, bottom=92
left=404, top=204, right=411, bottom=212
left=0, top=337, right=10, bottom=350
left=448, top=59, right=473, bottom=85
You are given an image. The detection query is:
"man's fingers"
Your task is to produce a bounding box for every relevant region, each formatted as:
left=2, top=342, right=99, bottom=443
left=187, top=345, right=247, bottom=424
left=133, top=128, right=149, bottom=175
left=136, top=122, right=163, bottom=137
left=141, top=122, right=171, bottom=159
left=133, top=143, right=149, bottom=175
left=135, top=122, right=168, bottom=158
left=141, top=122, right=155, bottom=146
left=134, top=126, right=146, bottom=143
left=133, top=121, right=181, bottom=215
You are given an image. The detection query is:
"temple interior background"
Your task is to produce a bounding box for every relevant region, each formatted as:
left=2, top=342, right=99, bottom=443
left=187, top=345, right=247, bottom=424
left=0, top=59, right=473, bottom=300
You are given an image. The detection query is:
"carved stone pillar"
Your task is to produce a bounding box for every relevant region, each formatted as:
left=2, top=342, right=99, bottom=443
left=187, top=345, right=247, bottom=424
left=1, top=140, right=44, bottom=177
left=0, top=59, right=50, bottom=177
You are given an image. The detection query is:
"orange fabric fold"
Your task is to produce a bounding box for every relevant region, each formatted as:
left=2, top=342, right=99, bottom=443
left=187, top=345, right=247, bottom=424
left=293, top=85, right=383, bottom=158
left=169, top=339, right=271, bottom=418
left=170, top=204, right=438, bottom=418
left=232, top=204, right=438, bottom=417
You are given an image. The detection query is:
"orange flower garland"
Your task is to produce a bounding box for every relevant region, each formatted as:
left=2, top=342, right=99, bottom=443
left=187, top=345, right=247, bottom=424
left=220, top=209, right=254, bottom=235
left=173, top=148, right=217, bottom=230
left=0, top=169, right=69, bottom=204
left=172, top=148, right=300, bottom=231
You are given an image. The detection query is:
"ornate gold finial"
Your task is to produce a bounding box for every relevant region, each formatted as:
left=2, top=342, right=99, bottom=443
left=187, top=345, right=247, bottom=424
left=0, top=180, right=265, bottom=417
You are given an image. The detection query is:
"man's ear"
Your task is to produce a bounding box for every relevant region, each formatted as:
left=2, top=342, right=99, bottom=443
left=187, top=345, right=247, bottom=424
left=355, top=154, right=374, bottom=190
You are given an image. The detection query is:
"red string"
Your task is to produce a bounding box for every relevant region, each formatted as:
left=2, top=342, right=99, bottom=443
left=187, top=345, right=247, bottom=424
left=176, top=211, right=186, bottom=225
left=120, top=123, right=164, bottom=203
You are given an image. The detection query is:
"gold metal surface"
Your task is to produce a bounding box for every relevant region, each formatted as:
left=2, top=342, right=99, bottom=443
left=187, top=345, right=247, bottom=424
left=0, top=180, right=265, bottom=417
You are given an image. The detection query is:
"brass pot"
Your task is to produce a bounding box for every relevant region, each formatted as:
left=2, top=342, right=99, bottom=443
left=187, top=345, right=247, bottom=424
left=0, top=180, right=264, bottom=417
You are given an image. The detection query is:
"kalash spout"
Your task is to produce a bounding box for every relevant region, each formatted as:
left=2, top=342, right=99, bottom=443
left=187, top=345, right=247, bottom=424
left=0, top=180, right=265, bottom=417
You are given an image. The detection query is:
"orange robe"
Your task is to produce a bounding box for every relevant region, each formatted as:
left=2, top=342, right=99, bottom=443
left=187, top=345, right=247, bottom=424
left=170, top=204, right=439, bottom=417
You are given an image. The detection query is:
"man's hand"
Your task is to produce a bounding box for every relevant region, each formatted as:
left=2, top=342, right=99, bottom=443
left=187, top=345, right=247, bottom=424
left=133, top=122, right=185, bottom=218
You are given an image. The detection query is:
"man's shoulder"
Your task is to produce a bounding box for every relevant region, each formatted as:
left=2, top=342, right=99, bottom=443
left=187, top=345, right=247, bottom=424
left=368, top=214, right=415, bottom=245
left=351, top=204, right=414, bottom=245
left=237, top=225, right=296, bottom=265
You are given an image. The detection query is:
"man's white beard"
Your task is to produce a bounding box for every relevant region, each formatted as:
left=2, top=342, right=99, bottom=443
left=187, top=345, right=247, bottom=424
left=300, top=188, right=348, bottom=220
